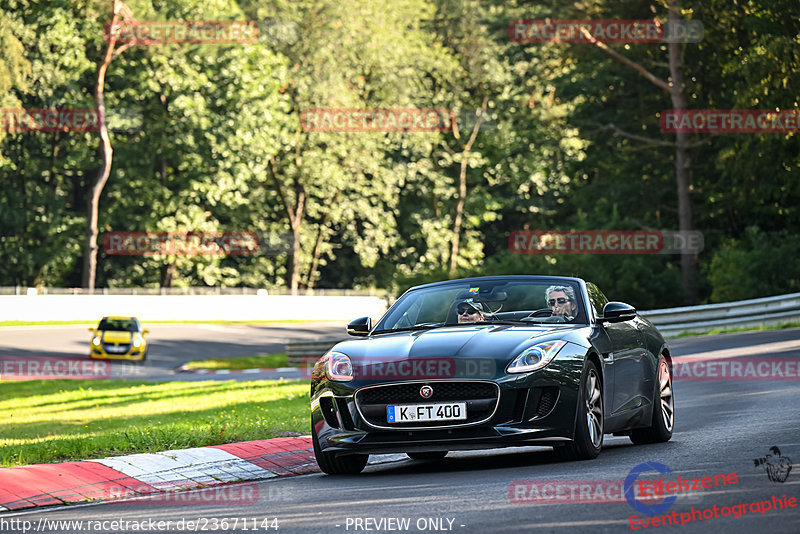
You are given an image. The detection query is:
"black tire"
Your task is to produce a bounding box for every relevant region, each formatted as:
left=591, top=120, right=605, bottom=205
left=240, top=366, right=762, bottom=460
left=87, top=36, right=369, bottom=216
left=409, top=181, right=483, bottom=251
left=559, top=360, right=603, bottom=461
left=630, top=355, right=674, bottom=444
left=407, top=451, right=448, bottom=461
left=312, top=424, right=368, bottom=475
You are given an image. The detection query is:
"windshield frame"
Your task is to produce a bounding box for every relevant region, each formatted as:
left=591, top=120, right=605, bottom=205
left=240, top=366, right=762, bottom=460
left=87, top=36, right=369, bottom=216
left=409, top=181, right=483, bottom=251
left=372, top=276, right=590, bottom=334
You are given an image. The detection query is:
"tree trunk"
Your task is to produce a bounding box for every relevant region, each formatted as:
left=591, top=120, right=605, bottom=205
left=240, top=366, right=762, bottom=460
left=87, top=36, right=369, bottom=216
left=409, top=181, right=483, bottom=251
left=159, top=262, right=175, bottom=287
left=289, top=225, right=301, bottom=293
left=448, top=101, right=487, bottom=277
left=579, top=2, right=698, bottom=303
left=268, top=158, right=305, bottom=294
left=306, top=215, right=337, bottom=290
left=305, top=225, right=325, bottom=290
left=82, top=13, right=116, bottom=291
left=81, top=0, right=134, bottom=291
left=448, top=156, right=468, bottom=277
left=667, top=0, right=697, bottom=304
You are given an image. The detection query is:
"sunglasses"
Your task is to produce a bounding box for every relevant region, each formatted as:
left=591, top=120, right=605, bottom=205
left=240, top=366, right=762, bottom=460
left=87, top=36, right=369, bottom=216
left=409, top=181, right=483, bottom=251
left=548, top=298, right=569, bottom=305
left=457, top=307, right=479, bottom=315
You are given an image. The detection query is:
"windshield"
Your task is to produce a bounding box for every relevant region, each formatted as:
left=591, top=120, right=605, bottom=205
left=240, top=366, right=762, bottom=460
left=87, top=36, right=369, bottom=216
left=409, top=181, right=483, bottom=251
left=97, top=318, right=138, bottom=332
left=374, top=279, right=586, bottom=332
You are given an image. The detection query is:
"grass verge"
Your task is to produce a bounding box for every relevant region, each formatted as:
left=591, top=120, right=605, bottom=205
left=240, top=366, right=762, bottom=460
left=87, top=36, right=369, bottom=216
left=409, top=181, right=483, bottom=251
left=674, top=322, right=800, bottom=338
left=0, top=378, right=308, bottom=467
left=183, top=353, right=290, bottom=370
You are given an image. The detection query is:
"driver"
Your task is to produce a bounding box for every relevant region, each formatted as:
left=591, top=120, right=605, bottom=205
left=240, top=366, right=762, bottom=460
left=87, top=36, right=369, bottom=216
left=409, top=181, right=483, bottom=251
left=456, top=299, right=486, bottom=324
left=545, top=285, right=577, bottom=320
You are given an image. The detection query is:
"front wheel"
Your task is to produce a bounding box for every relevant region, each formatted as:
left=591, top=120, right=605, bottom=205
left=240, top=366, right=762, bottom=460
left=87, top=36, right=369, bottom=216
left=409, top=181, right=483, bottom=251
left=559, top=360, right=603, bottom=461
left=630, top=355, right=674, bottom=444
left=312, top=424, right=368, bottom=475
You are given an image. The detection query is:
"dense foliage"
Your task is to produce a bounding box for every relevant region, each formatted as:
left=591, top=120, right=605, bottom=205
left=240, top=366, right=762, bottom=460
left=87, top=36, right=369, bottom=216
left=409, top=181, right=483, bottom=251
left=0, top=0, right=798, bottom=308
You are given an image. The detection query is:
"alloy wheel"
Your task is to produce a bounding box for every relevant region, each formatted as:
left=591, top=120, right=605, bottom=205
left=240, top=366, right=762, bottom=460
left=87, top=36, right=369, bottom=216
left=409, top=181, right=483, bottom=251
left=658, top=359, right=674, bottom=432
left=585, top=369, right=603, bottom=448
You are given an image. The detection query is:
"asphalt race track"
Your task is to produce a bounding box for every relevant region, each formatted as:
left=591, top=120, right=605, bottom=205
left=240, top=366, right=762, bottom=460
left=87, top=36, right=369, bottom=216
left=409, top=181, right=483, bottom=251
left=0, top=322, right=343, bottom=380
left=2, top=328, right=799, bottom=533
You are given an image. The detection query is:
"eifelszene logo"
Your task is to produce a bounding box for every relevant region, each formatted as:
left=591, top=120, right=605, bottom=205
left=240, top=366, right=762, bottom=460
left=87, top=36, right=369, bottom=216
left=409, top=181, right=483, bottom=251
left=754, top=446, right=793, bottom=483
left=625, top=462, right=678, bottom=515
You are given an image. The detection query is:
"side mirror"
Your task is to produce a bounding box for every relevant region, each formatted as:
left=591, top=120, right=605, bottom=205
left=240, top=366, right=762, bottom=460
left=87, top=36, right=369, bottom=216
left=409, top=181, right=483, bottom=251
left=347, top=316, right=372, bottom=337
left=599, top=302, right=637, bottom=323
left=87, top=327, right=95, bottom=332
left=142, top=329, right=150, bottom=335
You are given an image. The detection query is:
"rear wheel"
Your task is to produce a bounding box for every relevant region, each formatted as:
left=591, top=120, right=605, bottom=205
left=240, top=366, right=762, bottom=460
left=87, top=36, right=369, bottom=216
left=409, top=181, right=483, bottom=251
left=407, top=451, right=448, bottom=461
left=559, top=360, right=603, bottom=461
left=312, top=424, right=368, bottom=475
left=630, top=355, right=674, bottom=444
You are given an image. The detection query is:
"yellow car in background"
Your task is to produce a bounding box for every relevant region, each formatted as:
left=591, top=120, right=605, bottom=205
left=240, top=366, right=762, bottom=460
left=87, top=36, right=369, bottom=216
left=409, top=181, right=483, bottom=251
left=89, top=316, right=149, bottom=363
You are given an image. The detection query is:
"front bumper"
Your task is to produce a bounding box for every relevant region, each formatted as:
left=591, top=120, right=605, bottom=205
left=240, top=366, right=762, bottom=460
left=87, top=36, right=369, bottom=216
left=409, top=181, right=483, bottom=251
left=312, top=364, right=583, bottom=456
left=90, top=346, right=145, bottom=360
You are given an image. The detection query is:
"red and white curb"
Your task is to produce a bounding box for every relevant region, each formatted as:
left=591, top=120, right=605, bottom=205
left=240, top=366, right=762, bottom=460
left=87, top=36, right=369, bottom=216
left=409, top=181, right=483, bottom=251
left=0, top=437, right=406, bottom=512
left=181, top=367, right=297, bottom=375
left=0, top=437, right=315, bottom=511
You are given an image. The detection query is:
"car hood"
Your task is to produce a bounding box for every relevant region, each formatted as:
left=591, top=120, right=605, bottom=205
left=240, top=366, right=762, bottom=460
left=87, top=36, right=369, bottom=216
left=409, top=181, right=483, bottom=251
left=337, top=324, right=588, bottom=360
left=100, top=330, right=133, bottom=343
left=327, top=325, right=590, bottom=381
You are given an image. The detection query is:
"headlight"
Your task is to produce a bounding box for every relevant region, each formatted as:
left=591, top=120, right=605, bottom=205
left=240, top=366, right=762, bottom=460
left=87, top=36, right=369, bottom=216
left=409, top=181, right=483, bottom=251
left=133, top=335, right=142, bottom=348
left=507, top=340, right=567, bottom=373
left=322, top=351, right=353, bottom=381
left=92, top=336, right=101, bottom=345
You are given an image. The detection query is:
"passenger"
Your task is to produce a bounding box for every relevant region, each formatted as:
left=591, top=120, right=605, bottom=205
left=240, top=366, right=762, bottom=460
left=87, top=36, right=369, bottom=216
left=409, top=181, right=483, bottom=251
left=456, top=300, right=486, bottom=324
left=545, top=285, right=577, bottom=320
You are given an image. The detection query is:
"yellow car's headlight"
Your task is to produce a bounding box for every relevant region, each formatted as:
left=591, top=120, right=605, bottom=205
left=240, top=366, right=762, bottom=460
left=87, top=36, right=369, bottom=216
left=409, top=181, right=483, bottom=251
left=133, top=335, right=143, bottom=348
left=92, top=336, right=101, bottom=345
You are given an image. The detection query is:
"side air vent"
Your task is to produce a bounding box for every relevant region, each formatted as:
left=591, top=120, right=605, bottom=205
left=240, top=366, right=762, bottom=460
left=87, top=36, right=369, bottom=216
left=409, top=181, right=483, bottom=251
left=335, top=397, right=355, bottom=430
left=536, top=387, right=560, bottom=418
left=319, top=397, right=340, bottom=428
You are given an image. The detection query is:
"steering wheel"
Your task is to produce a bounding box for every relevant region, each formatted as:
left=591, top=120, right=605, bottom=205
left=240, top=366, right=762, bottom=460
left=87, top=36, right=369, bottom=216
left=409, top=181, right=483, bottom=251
left=525, top=308, right=554, bottom=318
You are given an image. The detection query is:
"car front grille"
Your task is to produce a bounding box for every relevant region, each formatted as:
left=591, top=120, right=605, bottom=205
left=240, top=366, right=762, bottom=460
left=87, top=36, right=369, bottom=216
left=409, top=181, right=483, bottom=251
left=355, top=381, right=500, bottom=429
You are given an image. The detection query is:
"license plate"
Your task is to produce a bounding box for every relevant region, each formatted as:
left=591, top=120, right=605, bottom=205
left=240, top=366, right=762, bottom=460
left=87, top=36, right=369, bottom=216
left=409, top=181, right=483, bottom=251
left=386, top=403, right=467, bottom=423
left=106, top=346, right=127, bottom=353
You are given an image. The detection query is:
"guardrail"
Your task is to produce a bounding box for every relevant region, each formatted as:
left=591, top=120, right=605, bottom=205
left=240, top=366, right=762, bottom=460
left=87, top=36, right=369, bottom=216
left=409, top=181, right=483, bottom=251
left=286, top=293, right=800, bottom=362
left=0, top=286, right=390, bottom=297
left=0, top=295, right=388, bottom=322
left=640, top=292, right=800, bottom=337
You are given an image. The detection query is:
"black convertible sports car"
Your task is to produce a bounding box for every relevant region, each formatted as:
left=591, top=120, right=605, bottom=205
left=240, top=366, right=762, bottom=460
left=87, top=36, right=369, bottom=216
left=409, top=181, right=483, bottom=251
left=310, top=275, right=674, bottom=474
